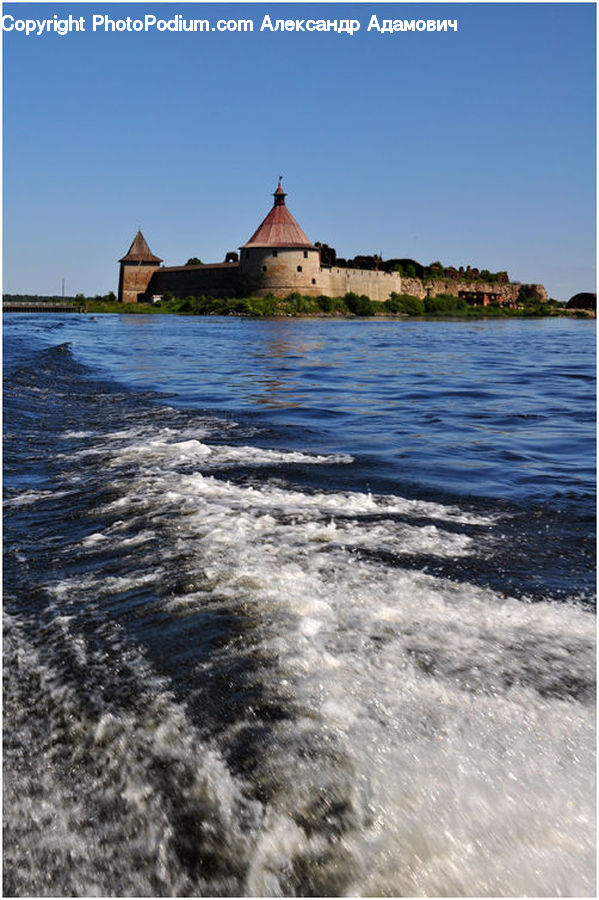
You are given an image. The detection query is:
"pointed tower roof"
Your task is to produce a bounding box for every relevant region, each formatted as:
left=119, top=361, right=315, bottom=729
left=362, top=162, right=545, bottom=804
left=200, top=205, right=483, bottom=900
left=241, top=182, right=315, bottom=249
left=119, top=230, right=162, bottom=263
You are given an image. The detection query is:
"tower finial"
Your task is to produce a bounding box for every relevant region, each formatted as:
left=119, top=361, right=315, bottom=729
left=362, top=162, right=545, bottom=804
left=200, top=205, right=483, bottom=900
left=273, top=178, right=286, bottom=206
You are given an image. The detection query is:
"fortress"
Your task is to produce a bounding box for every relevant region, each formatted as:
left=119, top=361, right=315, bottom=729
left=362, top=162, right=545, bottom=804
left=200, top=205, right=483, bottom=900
left=118, top=182, right=547, bottom=306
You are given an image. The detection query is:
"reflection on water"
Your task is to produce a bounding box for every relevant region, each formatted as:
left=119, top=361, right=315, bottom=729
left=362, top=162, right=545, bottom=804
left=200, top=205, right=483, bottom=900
left=249, top=323, right=331, bottom=407
left=251, top=377, right=308, bottom=408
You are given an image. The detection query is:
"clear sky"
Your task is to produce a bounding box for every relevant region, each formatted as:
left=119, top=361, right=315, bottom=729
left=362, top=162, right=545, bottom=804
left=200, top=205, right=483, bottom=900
left=2, top=1, right=596, bottom=300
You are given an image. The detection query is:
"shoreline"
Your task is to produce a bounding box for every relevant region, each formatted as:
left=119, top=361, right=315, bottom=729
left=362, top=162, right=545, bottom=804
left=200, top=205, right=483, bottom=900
left=83, top=307, right=595, bottom=320
left=3, top=295, right=595, bottom=319
left=4, top=308, right=595, bottom=320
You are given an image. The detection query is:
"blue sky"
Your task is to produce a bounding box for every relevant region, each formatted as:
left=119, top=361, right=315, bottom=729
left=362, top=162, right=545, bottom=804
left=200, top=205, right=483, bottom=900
left=2, top=1, right=596, bottom=299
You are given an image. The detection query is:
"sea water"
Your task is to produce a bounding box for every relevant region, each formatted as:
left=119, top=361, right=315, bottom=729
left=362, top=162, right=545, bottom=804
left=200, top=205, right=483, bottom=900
left=3, top=313, right=596, bottom=896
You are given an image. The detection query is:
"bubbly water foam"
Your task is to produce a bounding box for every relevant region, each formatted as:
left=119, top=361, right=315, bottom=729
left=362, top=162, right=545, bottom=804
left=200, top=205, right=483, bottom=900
left=6, top=415, right=594, bottom=896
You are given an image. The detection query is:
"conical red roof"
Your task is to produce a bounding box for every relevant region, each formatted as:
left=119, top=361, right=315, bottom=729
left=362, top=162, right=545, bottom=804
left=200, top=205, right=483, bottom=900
left=119, top=230, right=162, bottom=263
left=242, top=185, right=315, bottom=249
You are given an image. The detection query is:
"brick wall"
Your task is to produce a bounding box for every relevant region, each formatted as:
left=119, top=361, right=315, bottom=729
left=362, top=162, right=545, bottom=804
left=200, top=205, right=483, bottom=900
left=118, top=262, right=162, bottom=303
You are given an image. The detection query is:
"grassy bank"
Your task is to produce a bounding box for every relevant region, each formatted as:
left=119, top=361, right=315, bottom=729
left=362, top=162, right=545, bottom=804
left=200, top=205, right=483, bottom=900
left=82, top=291, right=571, bottom=318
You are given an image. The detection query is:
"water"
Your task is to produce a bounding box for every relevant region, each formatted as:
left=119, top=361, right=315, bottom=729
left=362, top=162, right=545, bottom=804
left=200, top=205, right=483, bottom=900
left=3, top=313, right=596, bottom=897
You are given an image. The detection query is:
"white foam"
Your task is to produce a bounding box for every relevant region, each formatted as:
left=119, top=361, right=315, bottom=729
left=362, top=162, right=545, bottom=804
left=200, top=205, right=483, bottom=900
left=61, top=430, right=95, bottom=439
left=106, top=436, right=354, bottom=470
left=81, top=532, right=107, bottom=546
left=10, top=418, right=594, bottom=897
left=4, top=489, right=69, bottom=507
left=48, top=570, right=163, bottom=601
left=3, top=612, right=263, bottom=897
left=122, top=456, right=592, bottom=896
left=97, top=467, right=493, bottom=530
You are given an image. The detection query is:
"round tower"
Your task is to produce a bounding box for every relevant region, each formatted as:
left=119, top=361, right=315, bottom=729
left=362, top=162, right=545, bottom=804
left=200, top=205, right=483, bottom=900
left=118, top=230, right=163, bottom=303
left=239, top=182, right=321, bottom=296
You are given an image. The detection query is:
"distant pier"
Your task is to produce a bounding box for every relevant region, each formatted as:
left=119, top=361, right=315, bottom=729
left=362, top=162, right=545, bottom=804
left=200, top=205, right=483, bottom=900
left=3, top=301, right=84, bottom=313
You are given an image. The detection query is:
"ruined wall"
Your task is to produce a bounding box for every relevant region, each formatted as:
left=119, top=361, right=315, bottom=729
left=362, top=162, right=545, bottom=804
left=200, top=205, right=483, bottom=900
left=147, top=264, right=240, bottom=298
left=399, top=277, right=547, bottom=304
left=524, top=283, right=548, bottom=302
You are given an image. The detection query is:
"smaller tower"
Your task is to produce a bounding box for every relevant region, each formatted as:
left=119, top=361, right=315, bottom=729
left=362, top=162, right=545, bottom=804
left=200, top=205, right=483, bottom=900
left=118, top=230, right=162, bottom=303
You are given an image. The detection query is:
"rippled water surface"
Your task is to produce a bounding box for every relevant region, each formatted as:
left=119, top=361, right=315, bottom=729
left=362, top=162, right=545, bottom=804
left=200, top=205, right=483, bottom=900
left=3, top=313, right=596, bottom=896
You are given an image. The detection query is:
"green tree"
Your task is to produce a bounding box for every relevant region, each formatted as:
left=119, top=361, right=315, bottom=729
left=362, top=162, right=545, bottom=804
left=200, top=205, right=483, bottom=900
left=424, top=294, right=467, bottom=315
left=344, top=292, right=376, bottom=316
left=386, top=294, right=425, bottom=315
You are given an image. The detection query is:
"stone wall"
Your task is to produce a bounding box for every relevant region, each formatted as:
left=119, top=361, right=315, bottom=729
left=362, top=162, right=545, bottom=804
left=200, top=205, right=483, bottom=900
left=148, top=264, right=239, bottom=298
left=121, top=257, right=548, bottom=307
left=319, top=267, right=403, bottom=302
left=147, top=257, right=405, bottom=302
